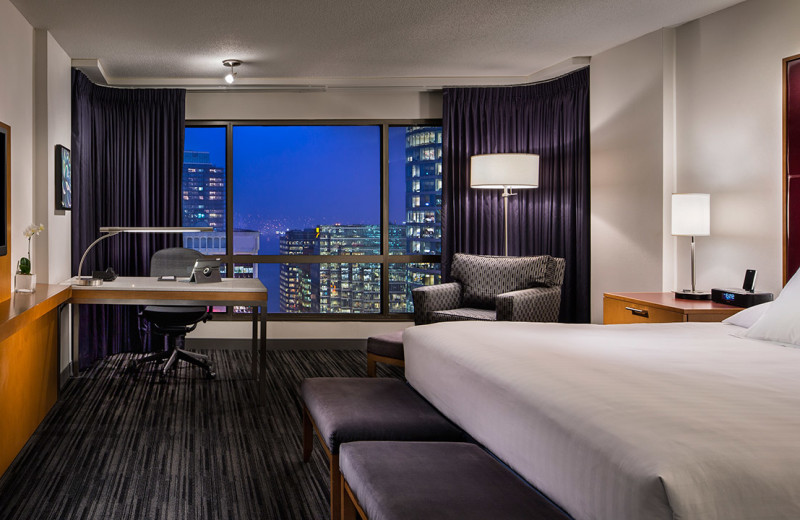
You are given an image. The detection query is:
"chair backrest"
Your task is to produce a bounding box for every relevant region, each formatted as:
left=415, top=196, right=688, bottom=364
left=450, top=253, right=563, bottom=310
left=150, top=247, right=204, bottom=277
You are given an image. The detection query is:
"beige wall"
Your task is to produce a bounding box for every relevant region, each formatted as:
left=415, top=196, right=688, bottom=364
left=675, top=0, right=800, bottom=299
left=0, top=0, right=34, bottom=284
left=590, top=29, right=676, bottom=322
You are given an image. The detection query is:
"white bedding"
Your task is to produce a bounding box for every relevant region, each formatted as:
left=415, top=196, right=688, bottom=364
left=404, top=321, right=800, bottom=520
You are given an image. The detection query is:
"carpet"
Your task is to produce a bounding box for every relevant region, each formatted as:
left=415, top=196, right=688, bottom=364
left=0, top=349, right=402, bottom=519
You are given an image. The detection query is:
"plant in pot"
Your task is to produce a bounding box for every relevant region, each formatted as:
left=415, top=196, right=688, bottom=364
left=16, top=223, right=44, bottom=293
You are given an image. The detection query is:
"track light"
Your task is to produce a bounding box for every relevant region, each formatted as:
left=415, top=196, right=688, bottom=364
left=222, top=59, right=242, bottom=84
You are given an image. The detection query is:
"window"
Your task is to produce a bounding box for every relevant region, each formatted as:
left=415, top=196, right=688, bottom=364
left=182, top=122, right=442, bottom=318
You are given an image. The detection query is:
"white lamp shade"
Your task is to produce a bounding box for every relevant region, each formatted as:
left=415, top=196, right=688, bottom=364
left=470, top=154, right=539, bottom=189
left=671, top=193, right=710, bottom=236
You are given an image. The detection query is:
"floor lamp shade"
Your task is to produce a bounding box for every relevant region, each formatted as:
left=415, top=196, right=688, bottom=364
left=470, top=154, right=540, bottom=189
left=672, top=193, right=711, bottom=299
left=470, top=153, right=539, bottom=256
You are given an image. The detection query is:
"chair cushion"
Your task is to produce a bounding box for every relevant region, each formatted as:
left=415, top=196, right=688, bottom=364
left=450, top=254, right=548, bottom=309
left=301, top=378, right=465, bottom=454
left=367, top=331, right=404, bottom=360
left=340, top=441, right=570, bottom=520
left=431, top=308, right=497, bottom=322
left=142, top=305, right=208, bottom=329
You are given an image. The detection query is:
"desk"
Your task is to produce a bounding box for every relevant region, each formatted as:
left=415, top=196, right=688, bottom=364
left=69, top=277, right=267, bottom=385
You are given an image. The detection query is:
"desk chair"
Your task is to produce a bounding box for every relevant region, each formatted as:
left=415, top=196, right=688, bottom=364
left=128, top=247, right=215, bottom=378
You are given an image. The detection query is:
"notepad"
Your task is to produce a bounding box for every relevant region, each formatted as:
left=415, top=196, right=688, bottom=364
left=157, top=275, right=176, bottom=281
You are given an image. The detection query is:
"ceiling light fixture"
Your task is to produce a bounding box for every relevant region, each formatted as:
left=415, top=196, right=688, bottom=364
left=222, top=59, right=242, bottom=84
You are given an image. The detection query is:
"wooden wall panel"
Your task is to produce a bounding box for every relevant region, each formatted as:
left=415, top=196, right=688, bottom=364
left=0, top=308, right=59, bottom=476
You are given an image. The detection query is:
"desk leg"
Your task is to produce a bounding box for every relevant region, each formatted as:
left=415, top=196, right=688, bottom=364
left=260, top=304, right=267, bottom=396
left=71, top=304, right=80, bottom=377
left=251, top=306, right=258, bottom=380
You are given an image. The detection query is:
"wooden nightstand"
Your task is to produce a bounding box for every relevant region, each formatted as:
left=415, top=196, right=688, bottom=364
left=603, top=292, right=743, bottom=324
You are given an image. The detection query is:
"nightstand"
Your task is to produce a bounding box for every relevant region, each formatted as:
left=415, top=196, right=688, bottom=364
left=603, top=292, right=743, bottom=324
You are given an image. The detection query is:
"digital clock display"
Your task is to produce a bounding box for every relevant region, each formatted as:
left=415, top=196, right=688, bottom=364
left=723, top=292, right=735, bottom=301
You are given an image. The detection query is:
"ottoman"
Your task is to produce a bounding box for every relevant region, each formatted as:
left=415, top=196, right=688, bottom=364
left=340, top=441, right=571, bottom=520
left=301, top=377, right=466, bottom=520
left=366, top=330, right=405, bottom=377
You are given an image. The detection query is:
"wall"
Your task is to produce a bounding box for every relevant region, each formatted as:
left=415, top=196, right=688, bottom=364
left=589, top=29, right=677, bottom=322
left=675, top=0, right=800, bottom=298
left=186, top=88, right=442, bottom=340
left=0, top=0, right=34, bottom=286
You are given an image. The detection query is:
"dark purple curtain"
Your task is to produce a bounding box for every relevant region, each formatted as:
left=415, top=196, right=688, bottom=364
left=442, top=67, right=590, bottom=322
left=71, top=70, right=186, bottom=368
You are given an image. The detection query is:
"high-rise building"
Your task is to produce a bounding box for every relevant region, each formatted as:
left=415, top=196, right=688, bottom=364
left=404, top=126, right=443, bottom=310
left=182, top=151, right=225, bottom=231
left=279, top=229, right=319, bottom=313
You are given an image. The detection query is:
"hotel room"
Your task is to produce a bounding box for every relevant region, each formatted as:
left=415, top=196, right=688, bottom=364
left=0, top=0, right=799, bottom=518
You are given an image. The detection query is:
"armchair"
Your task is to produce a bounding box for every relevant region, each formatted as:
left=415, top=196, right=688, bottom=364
left=412, top=253, right=565, bottom=325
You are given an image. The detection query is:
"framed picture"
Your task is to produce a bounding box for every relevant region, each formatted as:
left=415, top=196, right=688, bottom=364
left=0, top=122, right=8, bottom=256
left=55, top=144, right=71, bottom=210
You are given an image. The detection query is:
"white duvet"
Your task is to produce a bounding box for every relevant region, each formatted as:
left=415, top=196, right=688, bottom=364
left=404, top=321, right=800, bottom=520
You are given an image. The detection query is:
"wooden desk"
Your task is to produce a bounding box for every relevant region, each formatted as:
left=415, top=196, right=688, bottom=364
left=603, top=292, right=743, bottom=324
left=69, top=277, right=268, bottom=384
left=0, top=284, right=71, bottom=476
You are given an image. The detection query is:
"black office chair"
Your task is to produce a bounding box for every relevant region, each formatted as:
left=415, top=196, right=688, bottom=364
left=128, top=247, right=215, bottom=378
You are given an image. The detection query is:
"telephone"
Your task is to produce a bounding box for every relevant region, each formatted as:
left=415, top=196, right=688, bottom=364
left=92, top=267, right=117, bottom=281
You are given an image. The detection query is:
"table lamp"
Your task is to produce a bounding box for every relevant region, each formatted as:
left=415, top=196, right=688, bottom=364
left=75, top=226, right=213, bottom=286
left=470, top=154, right=539, bottom=256
left=672, top=193, right=711, bottom=300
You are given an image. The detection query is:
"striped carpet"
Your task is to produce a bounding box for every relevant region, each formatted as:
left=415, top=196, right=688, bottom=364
left=0, top=349, right=403, bottom=520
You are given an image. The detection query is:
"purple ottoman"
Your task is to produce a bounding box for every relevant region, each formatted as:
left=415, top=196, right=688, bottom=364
left=301, top=378, right=466, bottom=520
left=340, top=442, right=571, bottom=520
left=366, top=330, right=404, bottom=377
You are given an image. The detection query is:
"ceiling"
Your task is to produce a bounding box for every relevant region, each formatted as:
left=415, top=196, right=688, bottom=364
left=11, top=0, right=743, bottom=90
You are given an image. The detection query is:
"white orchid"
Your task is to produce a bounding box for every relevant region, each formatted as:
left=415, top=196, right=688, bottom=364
left=23, top=223, right=45, bottom=238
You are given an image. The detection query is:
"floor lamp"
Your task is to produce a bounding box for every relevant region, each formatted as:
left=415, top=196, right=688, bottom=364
left=672, top=193, right=711, bottom=300
left=470, top=154, right=539, bottom=256
left=75, top=226, right=213, bottom=286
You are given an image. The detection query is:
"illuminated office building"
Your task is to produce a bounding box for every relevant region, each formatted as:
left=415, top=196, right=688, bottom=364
left=404, top=126, right=443, bottom=310
left=279, top=229, right=319, bottom=313
left=182, top=151, right=225, bottom=231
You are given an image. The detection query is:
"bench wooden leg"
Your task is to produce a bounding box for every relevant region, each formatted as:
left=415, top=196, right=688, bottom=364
left=302, top=405, right=313, bottom=462
left=341, top=475, right=360, bottom=520
left=366, top=355, right=377, bottom=377
left=331, top=453, right=341, bottom=520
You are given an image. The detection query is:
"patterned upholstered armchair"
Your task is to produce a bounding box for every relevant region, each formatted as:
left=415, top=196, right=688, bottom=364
left=412, top=253, right=565, bottom=325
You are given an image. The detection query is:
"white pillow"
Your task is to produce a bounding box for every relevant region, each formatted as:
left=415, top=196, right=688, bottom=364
left=744, top=271, right=800, bottom=345
left=722, top=301, right=772, bottom=328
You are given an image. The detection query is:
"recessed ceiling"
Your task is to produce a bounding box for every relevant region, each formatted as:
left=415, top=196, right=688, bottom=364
left=11, top=0, right=743, bottom=89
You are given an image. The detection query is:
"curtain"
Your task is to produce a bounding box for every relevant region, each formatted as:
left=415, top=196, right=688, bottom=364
left=71, top=70, right=186, bottom=368
left=442, top=67, right=590, bottom=322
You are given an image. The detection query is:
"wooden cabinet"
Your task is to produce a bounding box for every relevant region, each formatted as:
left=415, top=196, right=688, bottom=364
left=603, top=292, right=743, bottom=324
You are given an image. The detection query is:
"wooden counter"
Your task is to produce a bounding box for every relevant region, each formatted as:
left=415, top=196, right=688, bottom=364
left=0, top=284, right=71, bottom=476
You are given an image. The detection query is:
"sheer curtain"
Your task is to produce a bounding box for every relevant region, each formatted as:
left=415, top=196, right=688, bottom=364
left=442, top=68, right=590, bottom=322
left=71, top=70, right=186, bottom=367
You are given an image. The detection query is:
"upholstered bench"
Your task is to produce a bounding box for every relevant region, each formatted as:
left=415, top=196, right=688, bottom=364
left=366, top=330, right=404, bottom=377
left=301, top=378, right=466, bottom=520
left=340, top=441, right=570, bottom=520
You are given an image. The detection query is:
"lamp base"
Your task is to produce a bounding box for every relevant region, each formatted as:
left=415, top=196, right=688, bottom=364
left=75, top=277, right=103, bottom=286
left=674, top=289, right=711, bottom=300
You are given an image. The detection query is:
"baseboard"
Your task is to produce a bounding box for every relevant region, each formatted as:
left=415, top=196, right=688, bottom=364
left=60, top=364, right=72, bottom=390
left=185, top=338, right=367, bottom=351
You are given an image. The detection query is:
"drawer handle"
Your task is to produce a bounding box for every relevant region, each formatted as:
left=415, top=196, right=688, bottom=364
left=625, top=306, right=649, bottom=318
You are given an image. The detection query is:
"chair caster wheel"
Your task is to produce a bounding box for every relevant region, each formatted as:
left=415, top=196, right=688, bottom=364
left=206, top=369, right=216, bottom=379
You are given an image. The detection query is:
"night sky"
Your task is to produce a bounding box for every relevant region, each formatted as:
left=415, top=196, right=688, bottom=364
left=184, top=125, right=409, bottom=247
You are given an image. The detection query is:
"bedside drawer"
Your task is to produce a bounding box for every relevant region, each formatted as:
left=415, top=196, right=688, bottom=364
left=603, top=297, right=684, bottom=324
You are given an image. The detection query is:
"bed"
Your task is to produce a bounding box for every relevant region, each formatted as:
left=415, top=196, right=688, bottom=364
left=404, top=320, right=800, bottom=520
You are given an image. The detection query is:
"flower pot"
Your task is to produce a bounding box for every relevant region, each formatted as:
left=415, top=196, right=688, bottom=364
left=15, top=273, right=36, bottom=293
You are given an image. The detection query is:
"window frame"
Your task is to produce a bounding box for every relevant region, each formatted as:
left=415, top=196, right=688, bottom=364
left=186, top=119, right=443, bottom=321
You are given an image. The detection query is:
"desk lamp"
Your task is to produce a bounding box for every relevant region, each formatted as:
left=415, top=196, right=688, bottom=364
left=672, top=193, right=711, bottom=300
left=470, top=154, right=539, bottom=256
left=75, top=226, right=213, bottom=286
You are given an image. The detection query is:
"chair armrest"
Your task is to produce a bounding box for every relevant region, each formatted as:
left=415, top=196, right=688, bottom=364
left=412, top=283, right=462, bottom=325
left=495, top=287, right=562, bottom=322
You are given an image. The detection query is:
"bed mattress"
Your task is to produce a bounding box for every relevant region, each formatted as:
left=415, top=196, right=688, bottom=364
left=404, top=321, right=800, bottom=520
